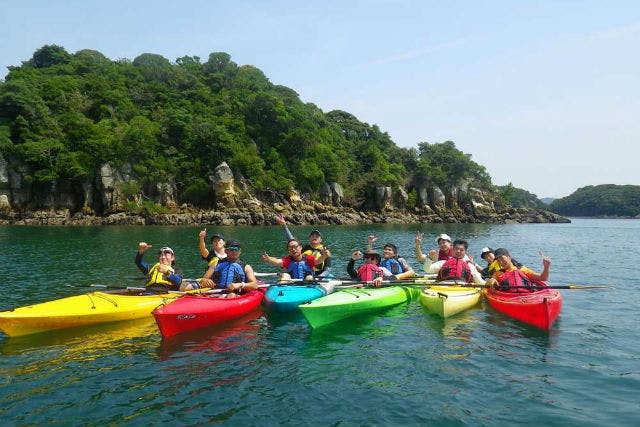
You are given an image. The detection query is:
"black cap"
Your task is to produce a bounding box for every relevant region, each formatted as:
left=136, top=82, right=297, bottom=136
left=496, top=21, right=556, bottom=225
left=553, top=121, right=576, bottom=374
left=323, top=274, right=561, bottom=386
left=210, top=234, right=224, bottom=241
left=493, top=248, right=510, bottom=258
left=309, top=229, right=322, bottom=237
left=225, top=239, right=241, bottom=248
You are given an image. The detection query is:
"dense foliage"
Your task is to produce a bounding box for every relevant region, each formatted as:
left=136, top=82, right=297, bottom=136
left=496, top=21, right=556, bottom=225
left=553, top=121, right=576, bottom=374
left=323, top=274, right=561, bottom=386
left=497, top=183, right=548, bottom=209
left=550, top=184, right=640, bottom=217
left=0, top=45, right=493, bottom=209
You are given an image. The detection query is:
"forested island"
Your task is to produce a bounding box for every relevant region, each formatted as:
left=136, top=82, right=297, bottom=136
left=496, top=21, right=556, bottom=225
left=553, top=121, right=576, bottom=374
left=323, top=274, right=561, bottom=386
left=0, top=45, right=568, bottom=225
left=549, top=185, right=640, bottom=218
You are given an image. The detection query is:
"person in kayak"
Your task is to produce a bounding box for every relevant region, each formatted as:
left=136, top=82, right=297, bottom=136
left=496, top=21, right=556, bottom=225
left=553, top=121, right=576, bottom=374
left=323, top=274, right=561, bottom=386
left=197, top=228, right=226, bottom=272
left=366, top=235, right=416, bottom=280
left=199, top=239, right=259, bottom=298
left=415, top=232, right=454, bottom=272
left=475, top=247, right=523, bottom=278
left=435, top=239, right=485, bottom=284
left=276, top=214, right=333, bottom=277
left=485, top=248, right=551, bottom=293
left=346, top=250, right=391, bottom=287
left=261, top=238, right=331, bottom=281
left=135, top=243, right=184, bottom=292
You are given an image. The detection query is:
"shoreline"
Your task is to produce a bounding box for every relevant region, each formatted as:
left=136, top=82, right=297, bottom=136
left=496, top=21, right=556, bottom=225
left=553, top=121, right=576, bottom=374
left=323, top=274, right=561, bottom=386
left=0, top=205, right=571, bottom=226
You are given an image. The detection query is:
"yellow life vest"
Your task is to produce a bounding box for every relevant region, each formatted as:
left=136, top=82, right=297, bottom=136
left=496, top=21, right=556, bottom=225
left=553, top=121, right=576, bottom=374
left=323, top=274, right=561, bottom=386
left=146, top=262, right=175, bottom=287
left=303, top=246, right=325, bottom=274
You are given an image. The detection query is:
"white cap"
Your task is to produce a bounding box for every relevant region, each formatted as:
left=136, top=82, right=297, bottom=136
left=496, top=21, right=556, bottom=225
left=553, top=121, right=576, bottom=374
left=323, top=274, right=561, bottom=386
left=436, top=234, right=451, bottom=243
left=480, top=247, right=493, bottom=259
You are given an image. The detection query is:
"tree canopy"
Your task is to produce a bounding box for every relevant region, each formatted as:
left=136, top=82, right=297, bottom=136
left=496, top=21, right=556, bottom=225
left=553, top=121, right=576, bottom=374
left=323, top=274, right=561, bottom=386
left=0, top=46, right=501, bottom=210
left=550, top=184, right=640, bottom=217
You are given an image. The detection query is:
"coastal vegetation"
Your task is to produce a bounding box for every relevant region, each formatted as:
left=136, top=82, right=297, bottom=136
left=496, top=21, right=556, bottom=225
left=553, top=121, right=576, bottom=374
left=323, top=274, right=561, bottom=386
left=550, top=184, right=640, bottom=217
left=497, top=184, right=548, bottom=210
left=0, top=45, right=493, bottom=214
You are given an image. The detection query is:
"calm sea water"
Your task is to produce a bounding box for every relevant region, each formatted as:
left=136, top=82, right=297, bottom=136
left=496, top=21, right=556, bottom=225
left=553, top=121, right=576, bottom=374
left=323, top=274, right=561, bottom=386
left=0, top=219, right=638, bottom=426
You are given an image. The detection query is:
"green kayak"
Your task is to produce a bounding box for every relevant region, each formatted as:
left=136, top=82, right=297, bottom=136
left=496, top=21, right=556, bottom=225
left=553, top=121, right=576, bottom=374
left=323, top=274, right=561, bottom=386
left=299, top=286, right=419, bottom=328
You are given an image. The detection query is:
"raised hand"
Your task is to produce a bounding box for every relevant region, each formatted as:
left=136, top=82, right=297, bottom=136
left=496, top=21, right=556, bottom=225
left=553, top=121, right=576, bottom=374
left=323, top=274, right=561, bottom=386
left=138, top=242, right=152, bottom=253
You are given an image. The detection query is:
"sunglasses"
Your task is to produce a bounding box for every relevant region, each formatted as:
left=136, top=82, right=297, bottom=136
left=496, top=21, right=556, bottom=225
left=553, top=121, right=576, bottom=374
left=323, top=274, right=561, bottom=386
left=364, top=255, right=377, bottom=260
left=287, top=245, right=300, bottom=250
left=225, top=246, right=240, bottom=252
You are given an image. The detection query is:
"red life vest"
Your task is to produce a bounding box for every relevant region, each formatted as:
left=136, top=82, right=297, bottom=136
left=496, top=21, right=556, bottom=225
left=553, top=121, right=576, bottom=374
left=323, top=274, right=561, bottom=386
left=438, top=248, right=453, bottom=261
left=497, top=269, right=535, bottom=293
left=437, top=258, right=472, bottom=283
left=357, top=264, right=383, bottom=281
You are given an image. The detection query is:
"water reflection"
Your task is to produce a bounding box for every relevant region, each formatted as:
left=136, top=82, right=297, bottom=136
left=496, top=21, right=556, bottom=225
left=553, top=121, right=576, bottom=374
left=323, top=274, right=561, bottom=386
left=0, top=317, right=158, bottom=356
left=157, top=309, right=266, bottom=359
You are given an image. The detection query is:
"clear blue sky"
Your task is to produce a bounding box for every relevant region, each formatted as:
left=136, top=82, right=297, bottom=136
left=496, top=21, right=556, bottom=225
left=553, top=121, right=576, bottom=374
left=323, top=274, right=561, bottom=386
left=2, top=0, right=639, bottom=198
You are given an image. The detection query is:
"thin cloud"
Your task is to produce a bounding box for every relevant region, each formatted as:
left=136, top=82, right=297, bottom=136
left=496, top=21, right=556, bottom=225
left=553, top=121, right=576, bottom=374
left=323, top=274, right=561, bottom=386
left=588, top=23, right=640, bottom=40
left=371, top=38, right=468, bottom=65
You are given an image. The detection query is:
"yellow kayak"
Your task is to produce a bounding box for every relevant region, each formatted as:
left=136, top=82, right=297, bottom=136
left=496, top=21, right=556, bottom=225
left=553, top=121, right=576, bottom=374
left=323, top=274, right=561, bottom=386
left=419, top=285, right=481, bottom=318
left=0, top=288, right=182, bottom=337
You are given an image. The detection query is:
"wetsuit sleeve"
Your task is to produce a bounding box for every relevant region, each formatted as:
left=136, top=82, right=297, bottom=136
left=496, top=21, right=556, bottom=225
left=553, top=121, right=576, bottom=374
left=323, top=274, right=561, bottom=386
left=322, top=247, right=332, bottom=267
left=283, top=224, right=294, bottom=241
left=347, top=259, right=357, bottom=278
left=135, top=252, right=149, bottom=274
left=168, top=267, right=183, bottom=286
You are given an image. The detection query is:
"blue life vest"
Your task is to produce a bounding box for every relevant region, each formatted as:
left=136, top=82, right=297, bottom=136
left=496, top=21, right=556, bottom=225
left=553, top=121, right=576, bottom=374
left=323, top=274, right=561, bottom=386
left=379, top=258, right=403, bottom=275
left=212, top=260, right=246, bottom=288
left=286, top=255, right=315, bottom=279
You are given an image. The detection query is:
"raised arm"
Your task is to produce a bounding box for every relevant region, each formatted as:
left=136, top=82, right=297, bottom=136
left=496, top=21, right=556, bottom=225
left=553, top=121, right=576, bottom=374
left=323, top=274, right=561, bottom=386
left=198, top=228, right=210, bottom=259
left=261, top=252, right=284, bottom=268
left=347, top=251, right=362, bottom=278
left=367, top=235, right=378, bottom=251
left=277, top=214, right=295, bottom=241
left=414, top=231, right=427, bottom=263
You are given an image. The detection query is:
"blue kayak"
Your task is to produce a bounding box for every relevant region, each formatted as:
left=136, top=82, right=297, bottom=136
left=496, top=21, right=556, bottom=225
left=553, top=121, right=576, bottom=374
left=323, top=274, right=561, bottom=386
left=264, top=281, right=338, bottom=312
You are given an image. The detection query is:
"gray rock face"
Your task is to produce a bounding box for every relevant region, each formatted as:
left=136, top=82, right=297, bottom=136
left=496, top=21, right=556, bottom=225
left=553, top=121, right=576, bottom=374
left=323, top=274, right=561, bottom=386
left=374, top=186, right=393, bottom=211
left=0, top=157, right=570, bottom=225
left=210, top=161, right=236, bottom=206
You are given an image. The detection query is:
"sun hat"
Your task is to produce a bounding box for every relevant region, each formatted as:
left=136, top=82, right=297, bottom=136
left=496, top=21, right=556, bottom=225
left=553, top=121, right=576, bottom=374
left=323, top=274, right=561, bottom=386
left=363, top=250, right=381, bottom=262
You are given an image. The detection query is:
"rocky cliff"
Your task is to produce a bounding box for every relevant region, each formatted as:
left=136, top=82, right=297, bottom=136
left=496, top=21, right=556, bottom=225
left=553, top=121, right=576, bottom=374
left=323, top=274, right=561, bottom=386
left=0, top=157, right=570, bottom=225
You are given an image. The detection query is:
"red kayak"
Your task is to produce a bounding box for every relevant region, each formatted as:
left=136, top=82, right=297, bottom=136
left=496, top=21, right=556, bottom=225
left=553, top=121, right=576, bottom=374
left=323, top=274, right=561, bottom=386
left=483, top=285, right=562, bottom=330
left=153, top=289, right=265, bottom=337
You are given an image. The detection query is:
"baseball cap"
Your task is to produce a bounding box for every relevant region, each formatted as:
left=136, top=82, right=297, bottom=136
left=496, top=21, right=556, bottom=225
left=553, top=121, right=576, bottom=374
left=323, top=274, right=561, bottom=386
left=309, top=229, right=322, bottom=237
left=436, top=233, right=451, bottom=243
left=493, top=248, right=510, bottom=258
left=480, top=247, right=493, bottom=260
left=210, top=234, right=224, bottom=241
left=225, top=239, right=241, bottom=249
left=159, top=246, right=174, bottom=254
